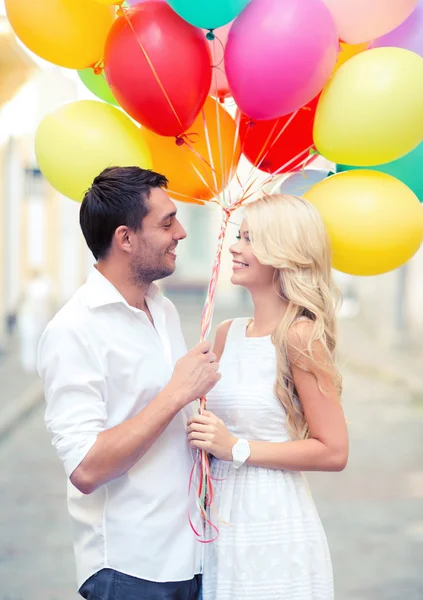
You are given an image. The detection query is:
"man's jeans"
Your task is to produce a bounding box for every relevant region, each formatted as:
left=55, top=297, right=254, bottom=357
left=79, top=568, right=202, bottom=600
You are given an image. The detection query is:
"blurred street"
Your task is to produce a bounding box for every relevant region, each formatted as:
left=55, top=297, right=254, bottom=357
left=0, top=299, right=422, bottom=600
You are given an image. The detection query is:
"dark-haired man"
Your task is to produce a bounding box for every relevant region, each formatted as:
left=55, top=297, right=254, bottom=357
left=38, top=167, right=219, bottom=600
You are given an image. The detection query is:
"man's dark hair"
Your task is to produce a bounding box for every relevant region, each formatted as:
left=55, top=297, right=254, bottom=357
left=80, top=167, right=168, bottom=260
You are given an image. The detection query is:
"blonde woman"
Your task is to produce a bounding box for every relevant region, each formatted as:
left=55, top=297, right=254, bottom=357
left=188, top=195, right=349, bottom=600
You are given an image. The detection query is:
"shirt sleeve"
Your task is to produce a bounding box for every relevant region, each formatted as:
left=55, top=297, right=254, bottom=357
left=38, top=321, right=108, bottom=479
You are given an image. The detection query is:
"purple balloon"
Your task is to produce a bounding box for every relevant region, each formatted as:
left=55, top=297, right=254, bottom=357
left=225, top=0, right=338, bottom=120
left=371, top=0, right=423, bottom=56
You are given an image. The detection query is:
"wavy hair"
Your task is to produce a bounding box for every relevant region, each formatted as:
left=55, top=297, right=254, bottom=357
left=244, top=194, right=342, bottom=439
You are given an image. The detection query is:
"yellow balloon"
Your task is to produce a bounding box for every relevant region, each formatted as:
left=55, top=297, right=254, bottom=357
left=304, top=170, right=423, bottom=276
left=314, top=48, right=423, bottom=166
left=333, top=41, right=369, bottom=73
left=94, top=0, right=121, bottom=4
left=139, top=97, right=241, bottom=204
left=5, top=0, right=115, bottom=69
left=35, top=100, right=152, bottom=202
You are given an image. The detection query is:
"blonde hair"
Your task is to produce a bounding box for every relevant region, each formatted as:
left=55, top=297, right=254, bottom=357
left=244, top=194, right=342, bottom=439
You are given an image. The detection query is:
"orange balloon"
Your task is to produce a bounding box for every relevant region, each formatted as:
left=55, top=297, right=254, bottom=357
left=333, top=41, right=369, bottom=73
left=139, top=97, right=241, bottom=203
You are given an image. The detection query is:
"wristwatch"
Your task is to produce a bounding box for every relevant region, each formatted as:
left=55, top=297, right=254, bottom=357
left=232, top=438, right=251, bottom=469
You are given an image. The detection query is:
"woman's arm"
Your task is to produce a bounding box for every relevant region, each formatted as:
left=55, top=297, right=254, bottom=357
left=188, top=321, right=349, bottom=473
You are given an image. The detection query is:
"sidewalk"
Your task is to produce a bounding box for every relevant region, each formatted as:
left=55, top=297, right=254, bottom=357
left=338, top=316, right=423, bottom=400
left=0, top=337, right=43, bottom=441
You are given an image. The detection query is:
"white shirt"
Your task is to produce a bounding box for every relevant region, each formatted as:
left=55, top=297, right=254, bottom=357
left=38, top=268, right=202, bottom=589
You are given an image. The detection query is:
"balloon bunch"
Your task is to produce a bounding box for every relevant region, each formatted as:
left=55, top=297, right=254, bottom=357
left=6, top=0, right=423, bottom=539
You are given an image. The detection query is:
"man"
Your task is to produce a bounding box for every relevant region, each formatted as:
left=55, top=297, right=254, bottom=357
left=38, top=167, right=220, bottom=600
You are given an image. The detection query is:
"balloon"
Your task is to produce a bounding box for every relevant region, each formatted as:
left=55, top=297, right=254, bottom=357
left=225, top=0, right=338, bottom=120
left=126, top=0, right=165, bottom=4
left=105, top=2, right=212, bottom=136
left=139, top=97, right=241, bottom=203
left=371, top=0, right=423, bottom=56
left=166, top=0, right=250, bottom=29
left=35, top=100, right=152, bottom=202
left=303, top=170, right=423, bottom=276
left=323, top=0, right=418, bottom=44
left=5, top=0, right=114, bottom=69
left=239, top=95, right=320, bottom=175
left=333, top=42, right=369, bottom=73
left=94, top=0, right=121, bottom=4
left=337, top=142, right=423, bottom=202
left=204, top=24, right=232, bottom=100
left=274, top=169, right=333, bottom=197
left=313, top=48, right=423, bottom=166
left=78, top=69, right=119, bottom=107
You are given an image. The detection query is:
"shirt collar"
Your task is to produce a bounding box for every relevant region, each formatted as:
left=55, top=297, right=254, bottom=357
left=85, top=267, right=162, bottom=311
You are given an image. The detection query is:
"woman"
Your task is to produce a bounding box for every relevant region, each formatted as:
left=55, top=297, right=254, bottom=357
left=188, top=194, right=349, bottom=600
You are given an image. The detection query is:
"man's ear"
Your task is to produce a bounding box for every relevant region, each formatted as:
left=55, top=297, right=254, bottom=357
left=114, top=226, right=134, bottom=255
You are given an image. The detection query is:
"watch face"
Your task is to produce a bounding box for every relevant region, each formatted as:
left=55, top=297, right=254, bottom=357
left=233, top=440, right=250, bottom=462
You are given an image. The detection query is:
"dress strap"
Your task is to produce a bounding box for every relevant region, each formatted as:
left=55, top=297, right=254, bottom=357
left=225, top=317, right=250, bottom=346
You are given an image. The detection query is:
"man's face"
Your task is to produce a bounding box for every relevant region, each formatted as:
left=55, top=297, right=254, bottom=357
left=130, top=188, right=187, bottom=285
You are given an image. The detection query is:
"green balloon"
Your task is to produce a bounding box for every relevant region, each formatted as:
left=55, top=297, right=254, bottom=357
left=166, top=0, right=250, bottom=29
left=78, top=69, right=119, bottom=107
left=337, top=142, right=423, bottom=202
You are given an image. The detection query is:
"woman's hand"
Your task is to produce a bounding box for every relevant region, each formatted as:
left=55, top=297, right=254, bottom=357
left=187, top=410, right=237, bottom=461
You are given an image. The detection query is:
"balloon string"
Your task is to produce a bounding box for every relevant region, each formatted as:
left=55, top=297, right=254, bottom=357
left=200, top=208, right=231, bottom=342
left=212, top=71, right=227, bottom=207
left=201, top=108, right=220, bottom=195
left=166, top=189, right=206, bottom=205
left=120, top=8, right=185, bottom=133
left=189, top=207, right=234, bottom=544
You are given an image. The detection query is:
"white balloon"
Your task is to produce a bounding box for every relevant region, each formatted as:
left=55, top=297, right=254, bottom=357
left=273, top=169, right=333, bottom=197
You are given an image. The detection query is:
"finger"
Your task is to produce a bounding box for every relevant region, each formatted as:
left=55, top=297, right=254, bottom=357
left=202, top=410, right=216, bottom=417
left=188, top=432, right=209, bottom=442
left=194, top=414, right=214, bottom=425
left=189, top=440, right=211, bottom=452
left=187, top=423, right=209, bottom=434
left=195, top=340, right=212, bottom=354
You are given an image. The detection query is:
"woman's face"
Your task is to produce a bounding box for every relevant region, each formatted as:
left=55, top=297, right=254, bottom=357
left=229, top=218, right=275, bottom=290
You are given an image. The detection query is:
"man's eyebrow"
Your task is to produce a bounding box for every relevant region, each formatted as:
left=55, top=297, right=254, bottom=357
left=159, top=211, right=177, bottom=222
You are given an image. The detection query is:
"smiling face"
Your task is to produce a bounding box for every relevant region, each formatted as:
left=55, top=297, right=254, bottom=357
left=129, top=187, right=187, bottom=285
left=229, top=218, right=275, bottom=291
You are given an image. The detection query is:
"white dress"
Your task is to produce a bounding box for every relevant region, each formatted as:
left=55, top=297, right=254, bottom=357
left=202, top=318, right=334, bottom=600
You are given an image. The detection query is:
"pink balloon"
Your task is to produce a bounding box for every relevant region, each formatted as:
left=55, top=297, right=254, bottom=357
left=371, top=0, right=423, bottom=56
left=203, top=23, right=232, bottom=99
left=225, top=0, right=338, bottom=120
left=323, top=0, right=418, bottom=44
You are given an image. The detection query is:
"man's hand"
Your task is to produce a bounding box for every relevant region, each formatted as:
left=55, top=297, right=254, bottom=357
left=168, top=341, right=221, bottom=407
left=187, top=410, right=237, bottom=461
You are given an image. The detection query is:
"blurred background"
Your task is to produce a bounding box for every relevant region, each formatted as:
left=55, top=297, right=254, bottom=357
left=0, top=2, right=422, bottom=599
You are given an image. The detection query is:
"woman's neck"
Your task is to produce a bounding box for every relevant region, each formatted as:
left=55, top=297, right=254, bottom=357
left=248, top=286, right=288, bottom=336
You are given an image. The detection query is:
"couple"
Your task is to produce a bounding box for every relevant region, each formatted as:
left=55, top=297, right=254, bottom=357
left=38, top=167, right=348, bottom=600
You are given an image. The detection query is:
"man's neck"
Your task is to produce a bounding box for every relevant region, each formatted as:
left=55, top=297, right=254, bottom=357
left=95, top=262, right=150, bottom=311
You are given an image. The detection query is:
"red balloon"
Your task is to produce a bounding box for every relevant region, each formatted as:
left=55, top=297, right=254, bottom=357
left=239, top=95, right=320, bottom=174
left=104, top=2, right=212, bottom=136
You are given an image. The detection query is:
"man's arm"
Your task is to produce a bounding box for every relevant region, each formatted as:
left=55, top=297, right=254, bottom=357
left=39, top=324, right=220, bottom=495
